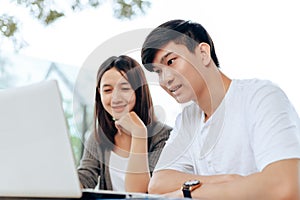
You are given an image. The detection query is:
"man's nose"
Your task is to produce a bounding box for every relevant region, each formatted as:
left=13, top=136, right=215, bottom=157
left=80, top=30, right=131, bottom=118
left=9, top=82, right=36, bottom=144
left=159, top=68, right=174, bottom=87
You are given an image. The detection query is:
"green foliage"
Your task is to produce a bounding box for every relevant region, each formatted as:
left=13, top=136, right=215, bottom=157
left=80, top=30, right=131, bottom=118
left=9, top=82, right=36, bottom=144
left=114, top=0, right=150, bottom=19
left=0, top=0, right=151, bottom=51
left=44, top=10, right=65, bottom=25
left=70, top=134, right=83, bottom=166
left=0, top=14, right=17, bottom=37
left=16, top=0, right=65, bottom=25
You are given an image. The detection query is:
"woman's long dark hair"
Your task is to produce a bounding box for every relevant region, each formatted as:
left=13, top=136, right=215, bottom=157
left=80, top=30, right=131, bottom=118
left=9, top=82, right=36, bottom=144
left=94, top=55, right=155, bottom=150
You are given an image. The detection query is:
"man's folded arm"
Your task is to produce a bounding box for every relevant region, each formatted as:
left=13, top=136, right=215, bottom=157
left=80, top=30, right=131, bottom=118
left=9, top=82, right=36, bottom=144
left=148, top=169, right=242, bottom=194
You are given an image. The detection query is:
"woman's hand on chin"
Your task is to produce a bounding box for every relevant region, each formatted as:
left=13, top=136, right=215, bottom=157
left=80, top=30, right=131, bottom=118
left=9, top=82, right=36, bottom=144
left=115, top=111, right=147, bottom=139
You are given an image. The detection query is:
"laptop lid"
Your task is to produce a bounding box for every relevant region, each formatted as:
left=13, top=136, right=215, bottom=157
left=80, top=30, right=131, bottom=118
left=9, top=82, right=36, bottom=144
left=0, top=80, right=82, bottom=198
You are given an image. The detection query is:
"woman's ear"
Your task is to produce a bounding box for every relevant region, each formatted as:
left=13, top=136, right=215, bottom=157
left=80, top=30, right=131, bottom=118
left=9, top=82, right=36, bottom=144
left=198, top=42, right=211, bottom=66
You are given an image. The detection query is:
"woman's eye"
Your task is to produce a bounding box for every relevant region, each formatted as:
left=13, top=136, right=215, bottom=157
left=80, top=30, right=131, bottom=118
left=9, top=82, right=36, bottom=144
left=121, top=87, right=130, bottom=91
left=103, top=89, right=112, bottom=93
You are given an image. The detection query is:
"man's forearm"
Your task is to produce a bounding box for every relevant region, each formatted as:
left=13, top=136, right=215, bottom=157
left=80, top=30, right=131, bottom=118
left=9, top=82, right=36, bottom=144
left=198, top=159, right=300, bottom=200
left=148, top=169, right=241, bottom=194
left=166, top=159, right=300, bottom=200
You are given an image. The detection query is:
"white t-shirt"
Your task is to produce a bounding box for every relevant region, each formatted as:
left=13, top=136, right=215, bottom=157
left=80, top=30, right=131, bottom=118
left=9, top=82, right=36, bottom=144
left=155, top=79, right=300, bottom=175
left=109, top=151, right=129, bottom=191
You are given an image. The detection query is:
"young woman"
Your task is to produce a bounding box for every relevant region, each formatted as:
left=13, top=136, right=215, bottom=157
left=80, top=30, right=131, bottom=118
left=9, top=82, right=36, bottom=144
left=77, top=55, right=172, bottom=193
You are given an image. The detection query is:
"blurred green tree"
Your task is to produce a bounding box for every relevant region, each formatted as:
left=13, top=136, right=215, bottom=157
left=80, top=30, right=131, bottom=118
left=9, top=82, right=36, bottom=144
left=0, top=0, right=151, bottom=51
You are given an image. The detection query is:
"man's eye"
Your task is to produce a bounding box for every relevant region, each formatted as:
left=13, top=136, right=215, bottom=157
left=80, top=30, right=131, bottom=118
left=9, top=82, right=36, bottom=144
left=167, top=58, right=175, bottom=66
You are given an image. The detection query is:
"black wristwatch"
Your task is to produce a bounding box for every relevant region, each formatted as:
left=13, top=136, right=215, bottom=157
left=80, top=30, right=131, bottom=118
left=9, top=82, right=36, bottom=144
left=181, top=180, right=201, bottom=198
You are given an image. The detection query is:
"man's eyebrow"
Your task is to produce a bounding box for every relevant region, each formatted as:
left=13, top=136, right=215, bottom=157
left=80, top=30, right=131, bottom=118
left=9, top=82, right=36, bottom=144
left=160, top=52, right=173, bottom=63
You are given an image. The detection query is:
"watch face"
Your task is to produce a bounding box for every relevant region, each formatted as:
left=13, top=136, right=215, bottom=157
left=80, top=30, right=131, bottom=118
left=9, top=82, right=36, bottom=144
left=184, top=180, right=200, bottom=186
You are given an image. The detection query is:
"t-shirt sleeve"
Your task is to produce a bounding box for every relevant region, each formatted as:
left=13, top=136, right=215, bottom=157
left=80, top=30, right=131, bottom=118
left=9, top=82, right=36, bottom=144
left=249, top=82, right=300, bottom=171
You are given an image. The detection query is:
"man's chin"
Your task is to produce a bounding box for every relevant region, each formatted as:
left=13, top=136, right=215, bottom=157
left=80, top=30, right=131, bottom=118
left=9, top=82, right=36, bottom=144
left=164, top=89, right=191, bottom=104
left=174, top=96, right=189, bottom=104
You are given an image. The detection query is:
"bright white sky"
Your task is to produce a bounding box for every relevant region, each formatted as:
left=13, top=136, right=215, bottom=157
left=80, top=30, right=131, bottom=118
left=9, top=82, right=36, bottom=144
left=1, top=0, right=300, bottom=125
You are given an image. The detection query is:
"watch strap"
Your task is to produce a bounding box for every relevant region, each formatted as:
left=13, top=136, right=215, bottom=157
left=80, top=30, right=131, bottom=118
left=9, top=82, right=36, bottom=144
left=182, top=187, right=192, bottom=198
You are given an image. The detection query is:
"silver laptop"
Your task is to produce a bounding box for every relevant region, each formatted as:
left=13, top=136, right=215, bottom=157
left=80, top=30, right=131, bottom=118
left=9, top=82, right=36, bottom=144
left=0, top=80, right=163, bottom=199
left=0, top=80, right=82, bottom=198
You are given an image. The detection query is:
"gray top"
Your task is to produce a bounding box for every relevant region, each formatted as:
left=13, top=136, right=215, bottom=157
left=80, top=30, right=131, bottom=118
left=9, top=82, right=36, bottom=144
left=77, top=121, right=172, bottom=190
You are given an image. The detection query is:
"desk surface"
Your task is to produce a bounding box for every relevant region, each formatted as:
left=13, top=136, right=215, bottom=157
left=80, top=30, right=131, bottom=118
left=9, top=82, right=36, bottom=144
left=0, top=193, right=184, bottom=200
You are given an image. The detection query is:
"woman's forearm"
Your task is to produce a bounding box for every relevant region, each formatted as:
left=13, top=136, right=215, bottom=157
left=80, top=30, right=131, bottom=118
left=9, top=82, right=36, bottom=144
left=125, top=137, right=150, bottom=192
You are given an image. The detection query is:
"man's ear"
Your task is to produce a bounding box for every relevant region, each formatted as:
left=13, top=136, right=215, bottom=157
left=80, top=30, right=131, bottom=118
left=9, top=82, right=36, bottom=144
left=198, top=42, right=211, bottom=66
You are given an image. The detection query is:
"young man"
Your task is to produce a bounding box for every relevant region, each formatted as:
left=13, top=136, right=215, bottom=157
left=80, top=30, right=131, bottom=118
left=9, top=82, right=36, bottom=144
left=141, top=19, right=300, bottom=199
